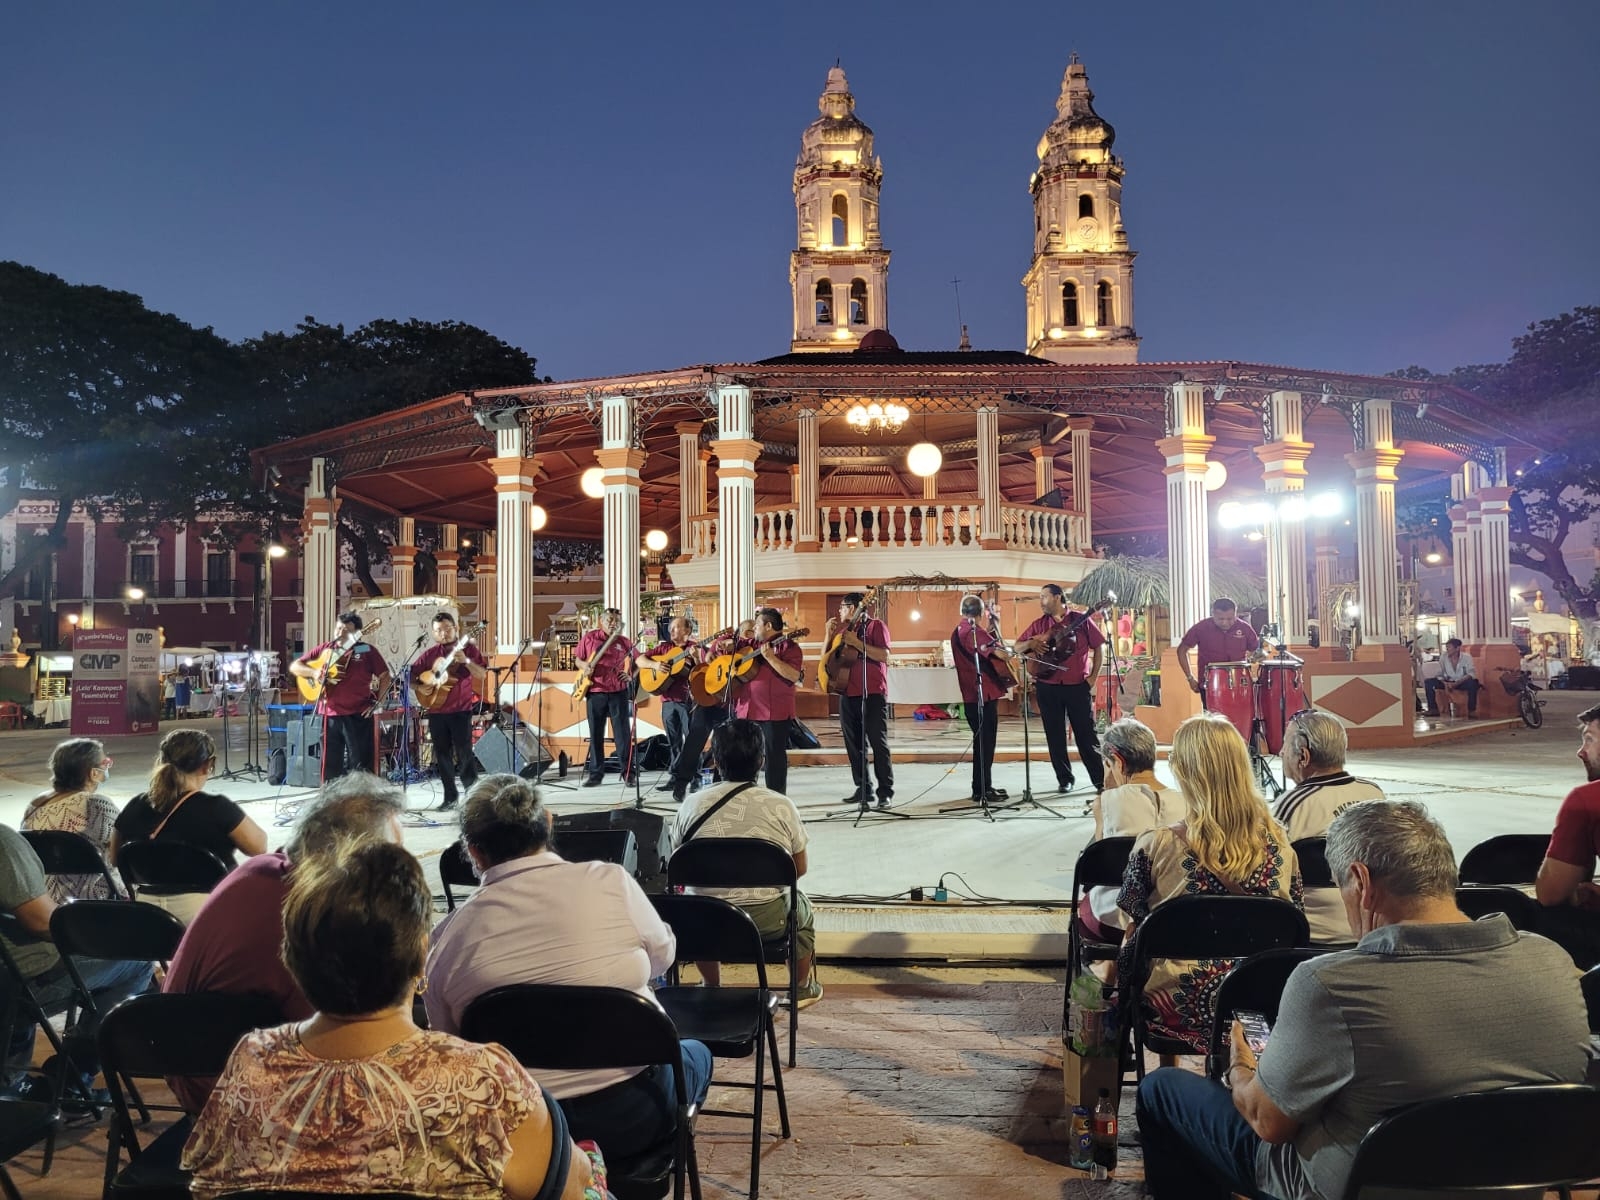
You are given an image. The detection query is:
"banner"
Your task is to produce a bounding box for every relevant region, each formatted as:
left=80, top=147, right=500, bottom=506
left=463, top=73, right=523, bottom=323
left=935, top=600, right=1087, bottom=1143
left=71, top=628, right=162, bottom=736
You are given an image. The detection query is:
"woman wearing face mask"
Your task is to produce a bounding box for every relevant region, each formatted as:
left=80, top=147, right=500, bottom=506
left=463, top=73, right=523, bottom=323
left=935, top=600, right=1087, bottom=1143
left=23, top=737, right=125, bottom=902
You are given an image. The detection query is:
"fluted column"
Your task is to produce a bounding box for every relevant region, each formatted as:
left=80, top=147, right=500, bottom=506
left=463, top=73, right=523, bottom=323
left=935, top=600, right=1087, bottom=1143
left=676, top=421, right=705, bottom=554
left=475, top=533, right=497, bottom=648
left=1448, top=473, right=1477, bottom=643
left=1157, top=383, right=1213, bottom=643
left=1478, top=485, right=1514, bottom=644
left=1314, top=534, right=1340, bottom=649
left=1069, top=417, right=1094, bottom=539
left=435, top=523, right=459, bottom=599
left=976, top=405, right=1003, bottom=547
left=795, top=408, right=819, bottom=551
left=712, top=385, right=758, bottom=628
left=492, top=426, right=537, bottom=656
left=300, top=457, right=341, bottom=643
left=1346, top=399, right=1405, bottom=644
left=598, top=394, right=645, bottom=639
left=390, top=516, right=416, bottom=597
left=1031, top=445, right=1055, bottom=498
left=1253, top=392, right=1312, bottom=647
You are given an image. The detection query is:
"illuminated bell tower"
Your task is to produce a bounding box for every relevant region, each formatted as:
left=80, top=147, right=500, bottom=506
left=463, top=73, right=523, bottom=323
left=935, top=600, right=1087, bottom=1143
left=790, top=65, right=890, bottom=353
left=1023, top=55, right=1139, bottom=363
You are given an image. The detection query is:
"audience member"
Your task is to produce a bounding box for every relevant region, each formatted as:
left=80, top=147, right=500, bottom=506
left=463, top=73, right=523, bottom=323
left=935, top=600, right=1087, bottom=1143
left=22, top=737, right=124, bottom=902
left=1424, top=636, right=1481, bottom=717
left=670, top=718, right=821, bottom=1006
left=1080, top=718, right=1189, bottom=942
left=110, top=729, right=267, bottom=923
left=425, top=775, right=711, bottom=1164
left=1117, top=715, right=1302, bottom=1053
left=1271, top=712, right=1385, bottom=944
left=1137, top=799, right=1589, bottom=1200
left=1536, top=700, right=1600, bottom=967
left=184, top=839, right=606, bottom=1200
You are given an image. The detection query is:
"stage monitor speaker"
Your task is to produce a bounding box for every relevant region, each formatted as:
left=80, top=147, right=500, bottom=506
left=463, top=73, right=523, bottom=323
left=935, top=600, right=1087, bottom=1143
left=287, top=715, right=323, bottom=758
left=553, top=810, right=672, bottom=893
left=473, top=724, right=549, bottom=779
left=553, top=828, right=639, bottom=878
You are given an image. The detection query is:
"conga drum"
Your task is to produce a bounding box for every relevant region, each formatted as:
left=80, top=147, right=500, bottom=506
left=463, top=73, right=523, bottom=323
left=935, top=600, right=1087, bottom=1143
left=1256, top=659, right=1309, bottom=754
left=1205, top=661, right=1255, bottom=742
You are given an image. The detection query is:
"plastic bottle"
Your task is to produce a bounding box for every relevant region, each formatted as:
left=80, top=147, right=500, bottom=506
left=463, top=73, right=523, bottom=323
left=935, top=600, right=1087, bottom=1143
left=1092, top=1087, right=1117, bottom=1173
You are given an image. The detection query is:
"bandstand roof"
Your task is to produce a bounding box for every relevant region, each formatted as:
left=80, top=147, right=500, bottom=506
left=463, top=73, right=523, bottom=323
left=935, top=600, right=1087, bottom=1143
left=251, top=352, right=1531, bottom=546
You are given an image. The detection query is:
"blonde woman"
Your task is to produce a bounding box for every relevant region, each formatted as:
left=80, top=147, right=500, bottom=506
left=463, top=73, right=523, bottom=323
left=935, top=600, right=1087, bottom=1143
left=1115, top=714, right=1302, bottom=1052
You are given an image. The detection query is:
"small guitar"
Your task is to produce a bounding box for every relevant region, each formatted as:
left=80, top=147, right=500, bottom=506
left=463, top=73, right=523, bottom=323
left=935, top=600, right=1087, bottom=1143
left=572, top=622, right=627, bottom=702
left=1029, top=600, right=1111, bottom=679
left=818, top=587, right=881, bottom=695
left=297, top=617, right=385, bottom=704
left=977, top=606, right=1018, bottom=690
left=412, top=622, right=487, bottom=713
left=699, top=628, right=811, bottom=699
left=638, top=627, right=732, bottom=695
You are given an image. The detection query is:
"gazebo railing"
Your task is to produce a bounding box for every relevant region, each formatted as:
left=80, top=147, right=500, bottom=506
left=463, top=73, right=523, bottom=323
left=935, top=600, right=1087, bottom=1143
left=687, top=500, right=1089, bottom=557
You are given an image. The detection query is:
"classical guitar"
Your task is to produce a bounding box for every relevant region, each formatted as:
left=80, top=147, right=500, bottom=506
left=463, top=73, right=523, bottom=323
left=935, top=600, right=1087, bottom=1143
left=699, top=628, right=811, bottom=699
left=412, top=622, right=487, bottom=713
left=977, top=607, right=1019, bottom=690
left=572, top=622, right=627, bottom=702
left=818, top=586, right=881, bottom=695
left=1029, top=600, right=1112, bottom=679
left=688, top=627, right=745, bottom=708
left=297, top=617, right=385, bottom=705
left=637, top=627, right=732, bottom=695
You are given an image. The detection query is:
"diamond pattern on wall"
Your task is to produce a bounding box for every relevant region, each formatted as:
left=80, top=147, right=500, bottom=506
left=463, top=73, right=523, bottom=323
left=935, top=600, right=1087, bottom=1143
left=1315, top=674, right=1401, bottom=727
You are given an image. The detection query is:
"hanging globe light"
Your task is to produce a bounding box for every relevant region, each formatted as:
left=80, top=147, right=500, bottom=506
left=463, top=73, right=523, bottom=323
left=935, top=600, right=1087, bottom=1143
left=529, top=504, right=548, bottom=532
left=644, top=528, right=669, bottom=553
left=906, top=442, right=943, bottom=478
left=580, top=467, right=605, bottom=498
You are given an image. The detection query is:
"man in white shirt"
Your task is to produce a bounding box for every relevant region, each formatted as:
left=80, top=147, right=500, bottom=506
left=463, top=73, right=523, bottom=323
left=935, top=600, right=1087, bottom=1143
left=671, top=718, right=821, bottom=1007
left=1424, top=637, right=1480, bottom=717
left=1272, top=712, right=1386, bottom=943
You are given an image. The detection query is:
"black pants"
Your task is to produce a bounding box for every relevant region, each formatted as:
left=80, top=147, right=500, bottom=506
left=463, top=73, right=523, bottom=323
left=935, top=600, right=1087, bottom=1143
left=1034, top=681, right=1104, bottom=791
left=671, top=704, right=728, bottom=787
left=756, top=718, right=792, bottom=794
left=427, top=710, right=479, bottom=803
left=964, top=698, right=999, bottom=798
left=585, top=690, right=632, bottom=780
left=661, top=699, right=692, bottom=775
left=840, top=693, right=893, bottom=801
left=324, top=712, right=376, bottom=779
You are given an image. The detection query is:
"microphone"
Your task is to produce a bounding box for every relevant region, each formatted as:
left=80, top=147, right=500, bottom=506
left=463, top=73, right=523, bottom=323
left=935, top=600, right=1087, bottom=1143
left=413, top=632, right=428, bottom=648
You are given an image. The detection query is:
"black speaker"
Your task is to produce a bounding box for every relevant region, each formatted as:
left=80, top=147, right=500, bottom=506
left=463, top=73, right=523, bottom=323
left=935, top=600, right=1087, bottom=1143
left=287, top=715, right=323, bottom=757
left=553, top=809, right=672, bottom=893
left=473, top=724, right=548, bottom=779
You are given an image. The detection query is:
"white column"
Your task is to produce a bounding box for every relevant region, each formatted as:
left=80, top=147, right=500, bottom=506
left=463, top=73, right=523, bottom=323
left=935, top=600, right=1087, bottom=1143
left=1069, top=417, right=1094, bottom=538
left=81, top=516, right=96, bottom=603
left=598, top=394, right=645, bottom=640
left=1478, top=482, right=1515, bottom=644
left=391, top=516, right=416, bottom=597
left=795, top=408, right=820, bottom=549
left=1346, top=399, right=1405, bottom=644
left=1448, top=472, right=1476, bottom=644
left=435, top=523, right=459, bottom=600
left=173, top=522, right=188, bottom=600
left=1031, top=445, right=1054, bottom=498
left=0, top=510, right=15, bottom=647
left=1157, top=383, right=1214, bottom=643
left=301, top=457, right=341, bottom=644
left=475, top=533, right=497, bottom=647
left=1254, top=392, right=1312, bottom=646
left=711, top=385, right=758, bottom=625
left=976, top=405, right=1003, bottom=546
left=1314, top=534, right=1340, bottom=649
left=676, top=421, right=704, bottom=552
left=492, top=427, right=537, bottom=656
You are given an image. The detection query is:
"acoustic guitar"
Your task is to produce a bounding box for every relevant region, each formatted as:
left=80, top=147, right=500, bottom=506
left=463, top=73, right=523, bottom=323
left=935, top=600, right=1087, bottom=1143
left=637, top=627, right=732, bottom=695
left=297, top=617, right=385, bottom=704
left=698, top=628, right=810, bottom=700
left=1029, top=600, right=1112, bottom=679
left=817, top=586, right=881, bottom=695
left=412, top=622, right=487, bottom=713
left=572, top=623, right=627, bottom=702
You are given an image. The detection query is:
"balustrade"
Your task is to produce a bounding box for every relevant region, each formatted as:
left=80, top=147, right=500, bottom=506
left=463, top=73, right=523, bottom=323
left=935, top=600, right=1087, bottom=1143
left=686, top=500, right=1088, bottom=558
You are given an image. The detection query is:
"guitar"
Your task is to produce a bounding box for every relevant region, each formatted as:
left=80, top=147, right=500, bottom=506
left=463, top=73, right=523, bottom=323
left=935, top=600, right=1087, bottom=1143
left=818, top=586, right=881, bottom=695
left=977, top=605, right=1019, bottom=690
left=1028, top=600, right=1112, bottom=680
left=297, top=617, right=385, bottom=704
left=699, top=628, right=811, bottom=700
left=637, top=627, right=732, bottom=695
left=572, top=622, right=627, bottom=702
left=412, top=622, right=487, bottom=713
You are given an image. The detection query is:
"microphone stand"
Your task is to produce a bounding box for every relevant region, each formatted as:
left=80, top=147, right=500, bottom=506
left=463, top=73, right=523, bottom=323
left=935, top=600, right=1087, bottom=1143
left=509, top=634, right=532, bottom=778
left=392, top=632, right=440, bottom=827
left=529, top=628, right=575, bottom=791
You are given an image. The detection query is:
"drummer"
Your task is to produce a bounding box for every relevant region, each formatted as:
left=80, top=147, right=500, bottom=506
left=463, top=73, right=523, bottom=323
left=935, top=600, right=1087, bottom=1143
left=1176, top=597, right=1261, bottom=707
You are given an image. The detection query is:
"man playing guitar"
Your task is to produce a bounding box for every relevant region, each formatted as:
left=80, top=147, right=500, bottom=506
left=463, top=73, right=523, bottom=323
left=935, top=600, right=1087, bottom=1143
left=1014, top=584, right=1106, bottom=796
left=410, top=611, right=488, bottom=811
left=730, top=608, right=805, bottom=794
left=574, top=608, right=636, bottom=787
left=635, top=615, right=697, bottom=787
left=952, top=595, right=1013, bottom=807
left=824, top=591, right=894, bottom=811
left=289, top=610, right=392, bottom=780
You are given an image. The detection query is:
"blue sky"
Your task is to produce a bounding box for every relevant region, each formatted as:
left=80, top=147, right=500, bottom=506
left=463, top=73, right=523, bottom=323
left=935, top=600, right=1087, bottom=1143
left=4, top=1, right=1596, bottom=381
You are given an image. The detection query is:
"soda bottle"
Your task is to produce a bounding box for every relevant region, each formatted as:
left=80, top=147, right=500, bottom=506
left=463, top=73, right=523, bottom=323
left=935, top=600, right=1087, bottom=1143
left=1092, top=1087, right=1117, bottom=1173
left=1069, top=1105, right=1093, bottom=1170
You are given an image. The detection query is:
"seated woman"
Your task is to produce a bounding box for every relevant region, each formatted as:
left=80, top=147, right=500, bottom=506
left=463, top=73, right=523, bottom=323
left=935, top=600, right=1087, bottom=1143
left=22, top=736, right=124, bottom=902
left=184, top=839, right=606, bottom=1200
left=1080, top=718, right=1190, bottom=942
left=426, top=775, right=712, bottom=1164
left=110, top=728, right=267, bottom=923
left=1116, top=714, right=1302, bottom=1053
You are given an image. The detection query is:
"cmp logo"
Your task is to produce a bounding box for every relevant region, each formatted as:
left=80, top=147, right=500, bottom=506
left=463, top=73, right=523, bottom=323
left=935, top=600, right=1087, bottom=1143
left=79, top=653, right=122, bottom=670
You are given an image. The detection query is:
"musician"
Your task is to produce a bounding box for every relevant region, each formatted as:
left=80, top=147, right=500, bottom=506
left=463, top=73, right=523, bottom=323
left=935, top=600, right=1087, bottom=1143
left=1176, top=597, right=1261, bottom=705
left=410, top=612, right=488, bottom=811
left=574, top=608, right=636, bottom=788
left=665, top=627, right=740, bottom=804
left=824, top=592, right=894, bottom=810
left=636, top=616, right=697, bottom=788
left=952, top=595, right=1011, bottom=806
left=289, top=611, right=391, bottom=780
left=1015, top=584, right=1105, bottom=795
left=731, top=608, right=805, bottom=795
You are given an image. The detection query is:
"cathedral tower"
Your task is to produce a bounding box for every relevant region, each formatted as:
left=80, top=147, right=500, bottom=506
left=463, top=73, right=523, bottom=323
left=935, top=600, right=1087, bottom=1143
left=790, top=66, right=890, bottom=353
left=1023, top=56, right=1139, bottom=363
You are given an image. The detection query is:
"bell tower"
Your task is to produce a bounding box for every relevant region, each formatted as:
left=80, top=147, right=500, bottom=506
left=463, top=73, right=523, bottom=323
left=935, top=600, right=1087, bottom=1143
left=790, top=66, right=890, bottom=353
left=1023, top=55, right=1139, bottom=363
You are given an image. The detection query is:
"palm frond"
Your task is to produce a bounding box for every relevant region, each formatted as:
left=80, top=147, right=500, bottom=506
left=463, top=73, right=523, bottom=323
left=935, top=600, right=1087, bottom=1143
left=1071, top=555, right=1268, bottom=610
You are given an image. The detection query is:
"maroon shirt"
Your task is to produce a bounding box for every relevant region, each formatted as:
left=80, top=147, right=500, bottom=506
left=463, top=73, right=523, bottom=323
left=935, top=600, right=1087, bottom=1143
left=411, top=640, right=487, bottom=714
left=298, top=639, right=389, bottom=716
left=1178, top=617, right=1261, bottom=681
left=640, top=638, right=697, bottom=704
left=576, top=628, right=635, bottom=694
left=1547, top=780, right=1600, bottom=872
left=834, top=617, right=890, bottom=698
left=952, top=620, right=1011, bottom=703
left=1021, top=610, right=1106, bottom=686
left=732, top=637, right=804, bottom=721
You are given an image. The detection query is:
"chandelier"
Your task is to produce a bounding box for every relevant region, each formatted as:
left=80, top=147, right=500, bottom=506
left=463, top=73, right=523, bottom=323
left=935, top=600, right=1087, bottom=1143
left=846, top=401, right=909, bottom=433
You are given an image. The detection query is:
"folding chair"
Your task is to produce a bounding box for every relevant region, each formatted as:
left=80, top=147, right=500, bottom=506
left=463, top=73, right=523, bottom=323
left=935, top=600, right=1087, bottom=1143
left=1583, top=965, right=1600, bottom=1036
left=1061, top=836, right=1135, bottom=1032
left=437, top=842, right=478, bottom=911
left=20, top=830, right=125, bottom=901
left=556, top=828, right=639, bottom=877
left=115, top=842, right=229, bottom=904
left=0, top=915, right=101, bottom=1114
left=1455, top=884, right=1543, bottom=932
left=0, top=1085, right=60, bottom=1200
left=1204, top=946, right=1329, bottom=1080
left=461, top=984, right=702, bottom=1200
left=1341, top=1083, right=1600, bottom=1199
left=96, top=991, right=284, bottom=1200
left=1458, top=834, right=1555, bottom=886
left=650, top=893, right=790, bottom=1200
left=1290, top=836, right=1334, bottom=888
left=1121, top=895, right=1308, bottom=1081
left=668, top=838, right=802, bottom=1067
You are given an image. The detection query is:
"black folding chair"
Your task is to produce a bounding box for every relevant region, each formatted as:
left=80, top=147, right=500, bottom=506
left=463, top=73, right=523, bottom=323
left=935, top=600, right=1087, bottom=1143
left=556, top=828, right=639, bottom=877
left=668, top=838, right=802, bottom=1067
left=1341, top=1083, right=1600, bottom=1199
left=0, top=915, right=101, bottom=1114
left=651, top=893, right=790, bottom=1200
left=1121, top=895, right=1309, bottom=1080
left=1290, top=836, right=1334, bottom=888
left=115, top=842, right=229, bottom=903
left=1455, top=884, right=1543, bottom=932
left=96, top=990, right=284, bottom=1200
left=461, top=984, right=702, bottom=1200
left=1062, top=836, right=1135, bottom=1032
left=20, top=830, right=125, bottom=900
left=1458, top=834, right=1554, bottom=886
left=0, top=1085, right=60, bottom=1200
left=437, top=842, right=478, bottom=912
left=1204, top=947, right=1329, bottom=1080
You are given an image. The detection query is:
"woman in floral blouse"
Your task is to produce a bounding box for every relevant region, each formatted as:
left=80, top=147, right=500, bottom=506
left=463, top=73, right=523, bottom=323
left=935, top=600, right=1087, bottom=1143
left=1116, top=714, right=1303, bottom=1053
left=22, top=737, right=123, bottom=902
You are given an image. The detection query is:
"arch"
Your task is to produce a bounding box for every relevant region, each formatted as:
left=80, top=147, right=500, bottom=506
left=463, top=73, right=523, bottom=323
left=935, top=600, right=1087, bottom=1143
left=849, top=278, right=869, bottom=326
left=815, top=279, right=834, bottom=325
left=831, top=193, right=849, bottom=247
left=1096, top=280, right=1114, bottom=327
left=1062, top=281, right=1080, bottom=327
left=1078, top=193, right=1095, bottom=219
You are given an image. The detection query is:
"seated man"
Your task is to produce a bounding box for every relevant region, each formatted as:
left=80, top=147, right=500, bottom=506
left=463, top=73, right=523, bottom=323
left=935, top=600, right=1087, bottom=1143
left=1271, top=712, right=1385, bottom=944
left=1136, top=799, right=1589, bottom=1200
left=1, top=823, right=153, bottom=1098
left=670, top=718, right=821, bottom=1007
left=1424, top=637, right=1481, bottom=717
left=1535, top=701, right=1600, bottom=968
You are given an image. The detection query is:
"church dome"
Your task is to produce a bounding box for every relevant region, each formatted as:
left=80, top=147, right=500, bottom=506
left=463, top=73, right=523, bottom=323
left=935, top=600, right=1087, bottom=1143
left=855, top=328, right=900, bottom=354
left=1037, top=55, right=1117, bottom=167
left=797, top=65, right=876, bottom=169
